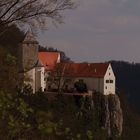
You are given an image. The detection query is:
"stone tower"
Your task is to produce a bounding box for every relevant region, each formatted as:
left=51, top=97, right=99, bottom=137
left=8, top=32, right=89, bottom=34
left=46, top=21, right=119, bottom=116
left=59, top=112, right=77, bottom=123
left=19, top=31, right=39, bottom=71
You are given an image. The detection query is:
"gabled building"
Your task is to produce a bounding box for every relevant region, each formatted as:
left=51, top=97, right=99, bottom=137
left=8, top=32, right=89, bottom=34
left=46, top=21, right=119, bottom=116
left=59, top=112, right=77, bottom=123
left=38, top=52, right=61, bottom=91
left=38, top=52, right=60, bottom=71
left=60, top=63, right=115, bottom=95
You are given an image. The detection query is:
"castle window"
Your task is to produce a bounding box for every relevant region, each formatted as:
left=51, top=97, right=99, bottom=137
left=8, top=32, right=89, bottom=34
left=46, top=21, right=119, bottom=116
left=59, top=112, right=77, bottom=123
left=106, top=80, right=109, bottom=83
left=110, top=80, right=113, bottom=83
left=105, top=86, right=107, bottom=89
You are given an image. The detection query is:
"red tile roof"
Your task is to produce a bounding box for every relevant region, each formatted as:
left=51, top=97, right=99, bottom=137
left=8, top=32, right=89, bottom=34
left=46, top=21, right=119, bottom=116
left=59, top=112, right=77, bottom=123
left=38, top=52, right=60, bottom=70
left=61, top=63, right=109, bottom=78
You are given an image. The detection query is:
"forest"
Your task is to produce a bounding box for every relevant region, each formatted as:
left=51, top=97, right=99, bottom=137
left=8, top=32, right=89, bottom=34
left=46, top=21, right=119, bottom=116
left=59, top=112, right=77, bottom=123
left=111, top=61, right=140, bottom=113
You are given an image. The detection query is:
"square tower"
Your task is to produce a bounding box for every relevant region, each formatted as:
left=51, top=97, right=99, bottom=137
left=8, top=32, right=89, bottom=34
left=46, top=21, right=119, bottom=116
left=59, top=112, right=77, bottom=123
left=20, top=31, right=39, bottom=71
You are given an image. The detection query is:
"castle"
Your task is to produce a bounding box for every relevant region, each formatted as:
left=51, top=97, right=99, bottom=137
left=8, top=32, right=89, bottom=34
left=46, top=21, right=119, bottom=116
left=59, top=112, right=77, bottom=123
left=19, top=31, right=45, bottom=93
left=19, top=32, right=116, bottom=95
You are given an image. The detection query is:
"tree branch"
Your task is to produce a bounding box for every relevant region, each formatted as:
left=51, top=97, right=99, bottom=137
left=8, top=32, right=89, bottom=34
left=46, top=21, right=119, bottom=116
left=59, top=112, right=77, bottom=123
left=0, top=0, right=20, bottom=19
left=0, top=0, right=75, bottom=30
left=5, top=0, right=38, bottom=23
left=0, top=1, right=12, bottom=8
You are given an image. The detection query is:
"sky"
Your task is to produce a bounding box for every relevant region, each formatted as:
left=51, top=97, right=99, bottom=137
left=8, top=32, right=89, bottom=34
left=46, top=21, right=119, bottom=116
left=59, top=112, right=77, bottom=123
left=38, top=0, right=140, bottom=63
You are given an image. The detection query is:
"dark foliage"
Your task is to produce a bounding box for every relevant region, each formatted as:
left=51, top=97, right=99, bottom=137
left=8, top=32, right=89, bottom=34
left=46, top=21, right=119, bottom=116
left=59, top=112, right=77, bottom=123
left=117, top=91, right=140, bottom=140
left=0, top=24, right=24, bottom=56
left=74, top=80, right=87, bottom=93
left=110, top=61, right=140, bottom=112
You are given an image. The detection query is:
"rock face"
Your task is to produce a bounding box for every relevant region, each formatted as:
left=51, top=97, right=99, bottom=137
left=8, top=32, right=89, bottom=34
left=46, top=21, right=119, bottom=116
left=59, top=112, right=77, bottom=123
left=93, top=93, right=123, bottom=139
left=108, top=95, right=123, bottom=138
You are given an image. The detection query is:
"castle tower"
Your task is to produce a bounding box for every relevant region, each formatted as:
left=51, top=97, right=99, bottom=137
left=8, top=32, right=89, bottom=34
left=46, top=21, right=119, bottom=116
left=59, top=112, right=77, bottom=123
left=18, top=31, right=45, bottom=93
left=20, top=31, right=39, bottom=71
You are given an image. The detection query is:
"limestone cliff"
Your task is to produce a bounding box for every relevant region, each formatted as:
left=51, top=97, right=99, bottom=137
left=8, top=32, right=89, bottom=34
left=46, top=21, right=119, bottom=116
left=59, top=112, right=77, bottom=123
left=93, top=93, right=123, bottom=139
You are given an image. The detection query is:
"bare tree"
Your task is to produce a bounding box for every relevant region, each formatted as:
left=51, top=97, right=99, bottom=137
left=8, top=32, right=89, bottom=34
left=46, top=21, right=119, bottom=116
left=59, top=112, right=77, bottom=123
left=47, top=63, right=73, bottom=93
left=0, top=0, right=75, bottom=31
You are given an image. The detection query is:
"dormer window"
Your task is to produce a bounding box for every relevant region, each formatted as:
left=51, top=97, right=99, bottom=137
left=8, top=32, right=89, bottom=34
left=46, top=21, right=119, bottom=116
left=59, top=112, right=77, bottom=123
left=94, top=69, right=96, bottom=73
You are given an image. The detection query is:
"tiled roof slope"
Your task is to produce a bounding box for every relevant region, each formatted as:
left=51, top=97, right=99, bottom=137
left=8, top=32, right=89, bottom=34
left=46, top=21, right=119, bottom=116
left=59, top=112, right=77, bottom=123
left=61, top=63, right=109, bottom=78
left=38, top=52, right=60, bottom=70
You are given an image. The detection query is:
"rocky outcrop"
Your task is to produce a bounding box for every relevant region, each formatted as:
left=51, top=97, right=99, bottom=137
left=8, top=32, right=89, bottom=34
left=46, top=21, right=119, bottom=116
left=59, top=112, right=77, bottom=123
left=93, top=93, right=123, bottom=139
left=108, top=94, right=123, bottom=138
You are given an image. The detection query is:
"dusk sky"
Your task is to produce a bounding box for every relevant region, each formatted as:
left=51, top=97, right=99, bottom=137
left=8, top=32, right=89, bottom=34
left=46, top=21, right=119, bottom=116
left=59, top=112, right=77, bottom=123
left=38, top=0, right=140, bottom=63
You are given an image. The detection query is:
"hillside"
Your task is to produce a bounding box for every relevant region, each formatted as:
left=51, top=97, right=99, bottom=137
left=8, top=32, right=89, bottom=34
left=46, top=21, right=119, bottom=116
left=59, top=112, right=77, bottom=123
left=111, top=61, right=140, bottom=113
left=118, top=92, right=140, bottom=140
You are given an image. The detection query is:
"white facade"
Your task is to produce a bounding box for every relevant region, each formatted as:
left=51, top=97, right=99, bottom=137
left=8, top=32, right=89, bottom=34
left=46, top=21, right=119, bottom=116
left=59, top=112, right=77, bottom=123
left=103, top=64, right=115, bottom=95
left=35, top=67, right=45, bottom=92
left=24, top=68, right=36, bottom=93
left=24, top=67, right=45, bottom=93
